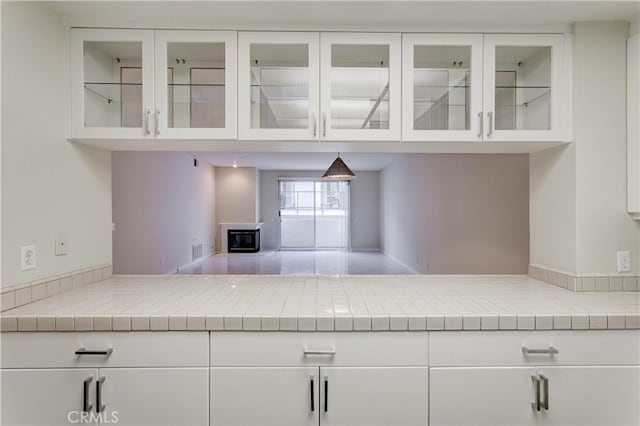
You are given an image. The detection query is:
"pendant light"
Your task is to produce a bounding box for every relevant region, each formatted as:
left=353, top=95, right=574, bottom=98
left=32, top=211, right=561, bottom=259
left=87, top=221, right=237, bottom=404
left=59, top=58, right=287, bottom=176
left=322, top=153, right=356, bottom=180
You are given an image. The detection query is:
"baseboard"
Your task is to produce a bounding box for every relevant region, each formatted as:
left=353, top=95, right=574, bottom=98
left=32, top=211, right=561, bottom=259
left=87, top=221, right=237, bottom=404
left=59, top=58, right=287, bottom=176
left=1, top=264, right=113, bottom=312
left=529, top=264, right=639, bottom=292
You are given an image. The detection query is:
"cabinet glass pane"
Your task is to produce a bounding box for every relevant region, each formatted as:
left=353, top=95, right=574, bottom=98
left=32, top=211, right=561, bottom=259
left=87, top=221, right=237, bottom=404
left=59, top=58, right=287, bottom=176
left=330, top=44, right=389, bottom=130
left=414, top=45, right=470, bottom=131
left=167, top=42, right=226, bottom=128
left=250, top=44, right=309, bottom=129
left=84, top=41, right=143, bottom=128
left=495, top=46, right=551, bottom=131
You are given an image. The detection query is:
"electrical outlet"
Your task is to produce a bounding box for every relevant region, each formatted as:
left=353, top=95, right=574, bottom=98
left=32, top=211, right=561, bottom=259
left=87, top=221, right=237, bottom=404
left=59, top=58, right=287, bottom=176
left=21, top=245, right=36, bottom=271
left=55, top=234, right=68, bottom=256
left=617, top=251, right=631, bottom=273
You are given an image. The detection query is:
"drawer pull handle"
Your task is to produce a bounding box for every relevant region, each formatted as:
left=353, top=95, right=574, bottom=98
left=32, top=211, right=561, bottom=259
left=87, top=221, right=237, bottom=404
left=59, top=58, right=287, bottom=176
left=76, top=348, right=113, bottom=356
left=83, top=376, right=93, bottom=413
left=310, top=376, right=315, bottom=412
left=531, top=375, right=541, bottom=412
left=303, top=347, right=335, bottom=356
left=324, top=376, right=329, bottom=412
left=540, top=374, right=549, bottom=410
left=96, top=376, right=106, bottom=413
left=522, top=346, right=558, bottom=355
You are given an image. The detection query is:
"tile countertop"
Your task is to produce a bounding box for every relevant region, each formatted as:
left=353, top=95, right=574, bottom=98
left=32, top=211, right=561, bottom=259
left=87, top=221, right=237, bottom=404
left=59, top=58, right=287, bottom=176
left=1, top=275, right=639, bottom=332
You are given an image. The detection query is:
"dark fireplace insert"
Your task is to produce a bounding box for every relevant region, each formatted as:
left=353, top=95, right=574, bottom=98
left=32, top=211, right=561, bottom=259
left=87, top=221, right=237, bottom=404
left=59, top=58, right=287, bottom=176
left=228, top=229, right=260, bottom=253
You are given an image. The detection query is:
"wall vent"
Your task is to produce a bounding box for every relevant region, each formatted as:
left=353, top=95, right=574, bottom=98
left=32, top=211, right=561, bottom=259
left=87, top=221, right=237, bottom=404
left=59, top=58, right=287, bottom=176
left=192, top=243, right=203, bottom=261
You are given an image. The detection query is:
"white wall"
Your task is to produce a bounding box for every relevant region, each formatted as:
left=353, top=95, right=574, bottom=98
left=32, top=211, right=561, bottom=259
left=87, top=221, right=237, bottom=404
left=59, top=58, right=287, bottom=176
left=573, top=22, right=639, bottom=273
left=214, top=167, right=258, bottom=251
left=380, top=154, right=530, bottom=274
left=531, top=22, right=640, bottom=275
left=1, top=2, right=112, bottom=287
left=530, top=144, right=577, bottom=272
left=112, top=152, right=215, bottom=274
left=259, top=170, right=381, bottom=251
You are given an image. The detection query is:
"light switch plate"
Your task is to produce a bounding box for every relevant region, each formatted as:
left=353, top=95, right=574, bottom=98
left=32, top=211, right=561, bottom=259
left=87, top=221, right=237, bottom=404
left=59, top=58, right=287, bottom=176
left=21, top=245, right=36, bottom=271
left=55, top=234, right=68, bottom=256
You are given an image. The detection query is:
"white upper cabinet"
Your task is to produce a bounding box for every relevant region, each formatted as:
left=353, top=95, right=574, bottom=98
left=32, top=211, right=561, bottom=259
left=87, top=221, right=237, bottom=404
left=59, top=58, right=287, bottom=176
left=154, top=31, right=236, bottom=139
left=320, top=33, right=402, bottom=141
left=402, top=34, right=484, bottom=142
left=238, top=32, right=320, bottom=141
left=70, top=29, right=155, bottom=139
left=70, top=28, right=570, bottom=146
left=70, top=29, right=236, bottom=140
left=482, top=34, right=566, bottom=142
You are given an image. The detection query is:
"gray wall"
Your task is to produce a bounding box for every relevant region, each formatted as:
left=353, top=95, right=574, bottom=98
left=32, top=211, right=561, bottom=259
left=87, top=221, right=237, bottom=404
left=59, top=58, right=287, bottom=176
left=112, top=152, right=215, bottom=274
left=380, top=154, right=529, bottom=274
left=259, top=170, right=381, bottom=250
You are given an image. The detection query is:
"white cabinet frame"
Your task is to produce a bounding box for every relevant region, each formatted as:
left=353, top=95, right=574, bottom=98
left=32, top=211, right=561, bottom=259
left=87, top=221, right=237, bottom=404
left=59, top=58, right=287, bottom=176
left=482, top=33, right=565, bottom=142
left=154, top=30, right=237, bottom=140
left=70, top=29, right=155, bottom=139
left=320, top=32, right=402, bottom=142
left=237, top=32, right=320, bottom=141
left=402, top=33, right=484, bottom=142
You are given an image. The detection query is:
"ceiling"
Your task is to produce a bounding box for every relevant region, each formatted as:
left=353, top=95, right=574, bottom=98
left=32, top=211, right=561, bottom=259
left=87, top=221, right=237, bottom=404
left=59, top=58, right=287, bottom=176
left=49, top=1, right=639, bottom=32
left=197, top=152, right=399, bottom=170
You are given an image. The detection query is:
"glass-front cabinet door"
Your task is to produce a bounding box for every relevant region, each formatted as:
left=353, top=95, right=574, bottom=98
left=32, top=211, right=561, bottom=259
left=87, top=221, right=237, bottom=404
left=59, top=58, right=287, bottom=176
left=154, top=31, right=237, bottom=139
left=70, top=29, right=154, bottom=139
left=238, top=32, right=320, bottom=140
left=402, top=34, right=483, bottom=142
left=482, top=34, right=566, bottom=142
left=320, top=33, right=401, bottom=141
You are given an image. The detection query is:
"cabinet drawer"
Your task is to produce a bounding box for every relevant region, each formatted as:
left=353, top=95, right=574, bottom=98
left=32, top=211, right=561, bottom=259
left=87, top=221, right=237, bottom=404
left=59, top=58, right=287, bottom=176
left=429, top=330, right=640, bottom=367
left=1, top=332, right=208, bottom=368
left=211, top=332, right=428, bottom=366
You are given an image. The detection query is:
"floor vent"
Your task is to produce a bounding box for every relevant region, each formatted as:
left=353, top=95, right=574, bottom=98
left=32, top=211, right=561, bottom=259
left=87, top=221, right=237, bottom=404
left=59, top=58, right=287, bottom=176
left=192, top=243, right=203, bottom=261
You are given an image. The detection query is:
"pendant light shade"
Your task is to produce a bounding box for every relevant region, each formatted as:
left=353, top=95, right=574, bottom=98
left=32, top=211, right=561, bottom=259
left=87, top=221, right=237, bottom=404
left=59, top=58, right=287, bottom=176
left=322, top=154, right=356, bottom=180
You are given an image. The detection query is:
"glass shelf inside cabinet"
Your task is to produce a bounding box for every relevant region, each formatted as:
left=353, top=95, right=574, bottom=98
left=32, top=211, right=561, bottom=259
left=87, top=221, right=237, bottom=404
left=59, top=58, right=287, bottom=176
left=250, top=67, right=310, bottom=129
left=494, top=85, right=551, bottom=131
left=83, top=82, right=142, bottom=128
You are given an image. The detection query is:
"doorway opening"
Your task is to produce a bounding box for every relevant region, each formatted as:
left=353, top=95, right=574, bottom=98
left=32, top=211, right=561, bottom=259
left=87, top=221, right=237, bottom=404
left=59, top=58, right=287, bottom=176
left=278, top=179, right=350, bottom=250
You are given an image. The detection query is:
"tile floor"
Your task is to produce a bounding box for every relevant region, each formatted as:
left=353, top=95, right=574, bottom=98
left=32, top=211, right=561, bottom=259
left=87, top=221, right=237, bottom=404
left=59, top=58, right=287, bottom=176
left=176, top=250, right=415, bottom=275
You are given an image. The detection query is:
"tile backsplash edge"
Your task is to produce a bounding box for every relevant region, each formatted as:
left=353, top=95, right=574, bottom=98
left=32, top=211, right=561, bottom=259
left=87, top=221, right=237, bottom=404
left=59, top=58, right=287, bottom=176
left=0, top=264, right=112, bottom=312
left=529, top=264, right=639, bottom=292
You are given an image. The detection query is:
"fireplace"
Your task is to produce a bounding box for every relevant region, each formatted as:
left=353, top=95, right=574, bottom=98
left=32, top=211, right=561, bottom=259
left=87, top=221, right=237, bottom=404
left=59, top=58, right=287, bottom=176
left=227, top=229, right=260, bottom=253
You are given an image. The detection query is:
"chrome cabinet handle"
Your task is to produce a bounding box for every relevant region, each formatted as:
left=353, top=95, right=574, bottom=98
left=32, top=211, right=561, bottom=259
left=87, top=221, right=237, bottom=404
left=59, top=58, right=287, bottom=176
left=540, top=374, right=549, bottom=410
left=303, top=347, right=335, bottom=356
left=75, top=348, right=113, bottom=356
left=522, top=346, right=558, bottom=355
left=154, top=109, right=160, bottom=136
left=83, top=376, right=93, bottom=413
left=323, top=376, right=329, bottom=412
left=487, top=111, right=493, bottom=136
left=96, top=376, right=106, bottom=413
left=143, top=108, right=151, bottom=135
left=477, top=111, right=483, bottom=139
left=531, top=375, right=541, bottom=412
left=310, top=376, right=315, bottom=412
left=322, top=114, right=327, bottom=138
left=312, top=113, right=317, bottom=137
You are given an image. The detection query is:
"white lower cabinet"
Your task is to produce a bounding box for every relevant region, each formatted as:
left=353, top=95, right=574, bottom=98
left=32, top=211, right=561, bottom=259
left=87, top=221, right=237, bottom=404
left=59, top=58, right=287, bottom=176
left=210, top=366, right=429, bottom=426
left=100, top=367, right=209, bottom=426
left=210, top=367, right=319, bottom=426
left=1, top=368, right=99, bottom=426
left=430, top=367, right=537, bottom=426
left=320, top=367, right=428, bottom=426
left=535, top=366, right=640, bottom=426
left=430, top=366, right=640, bottom=426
